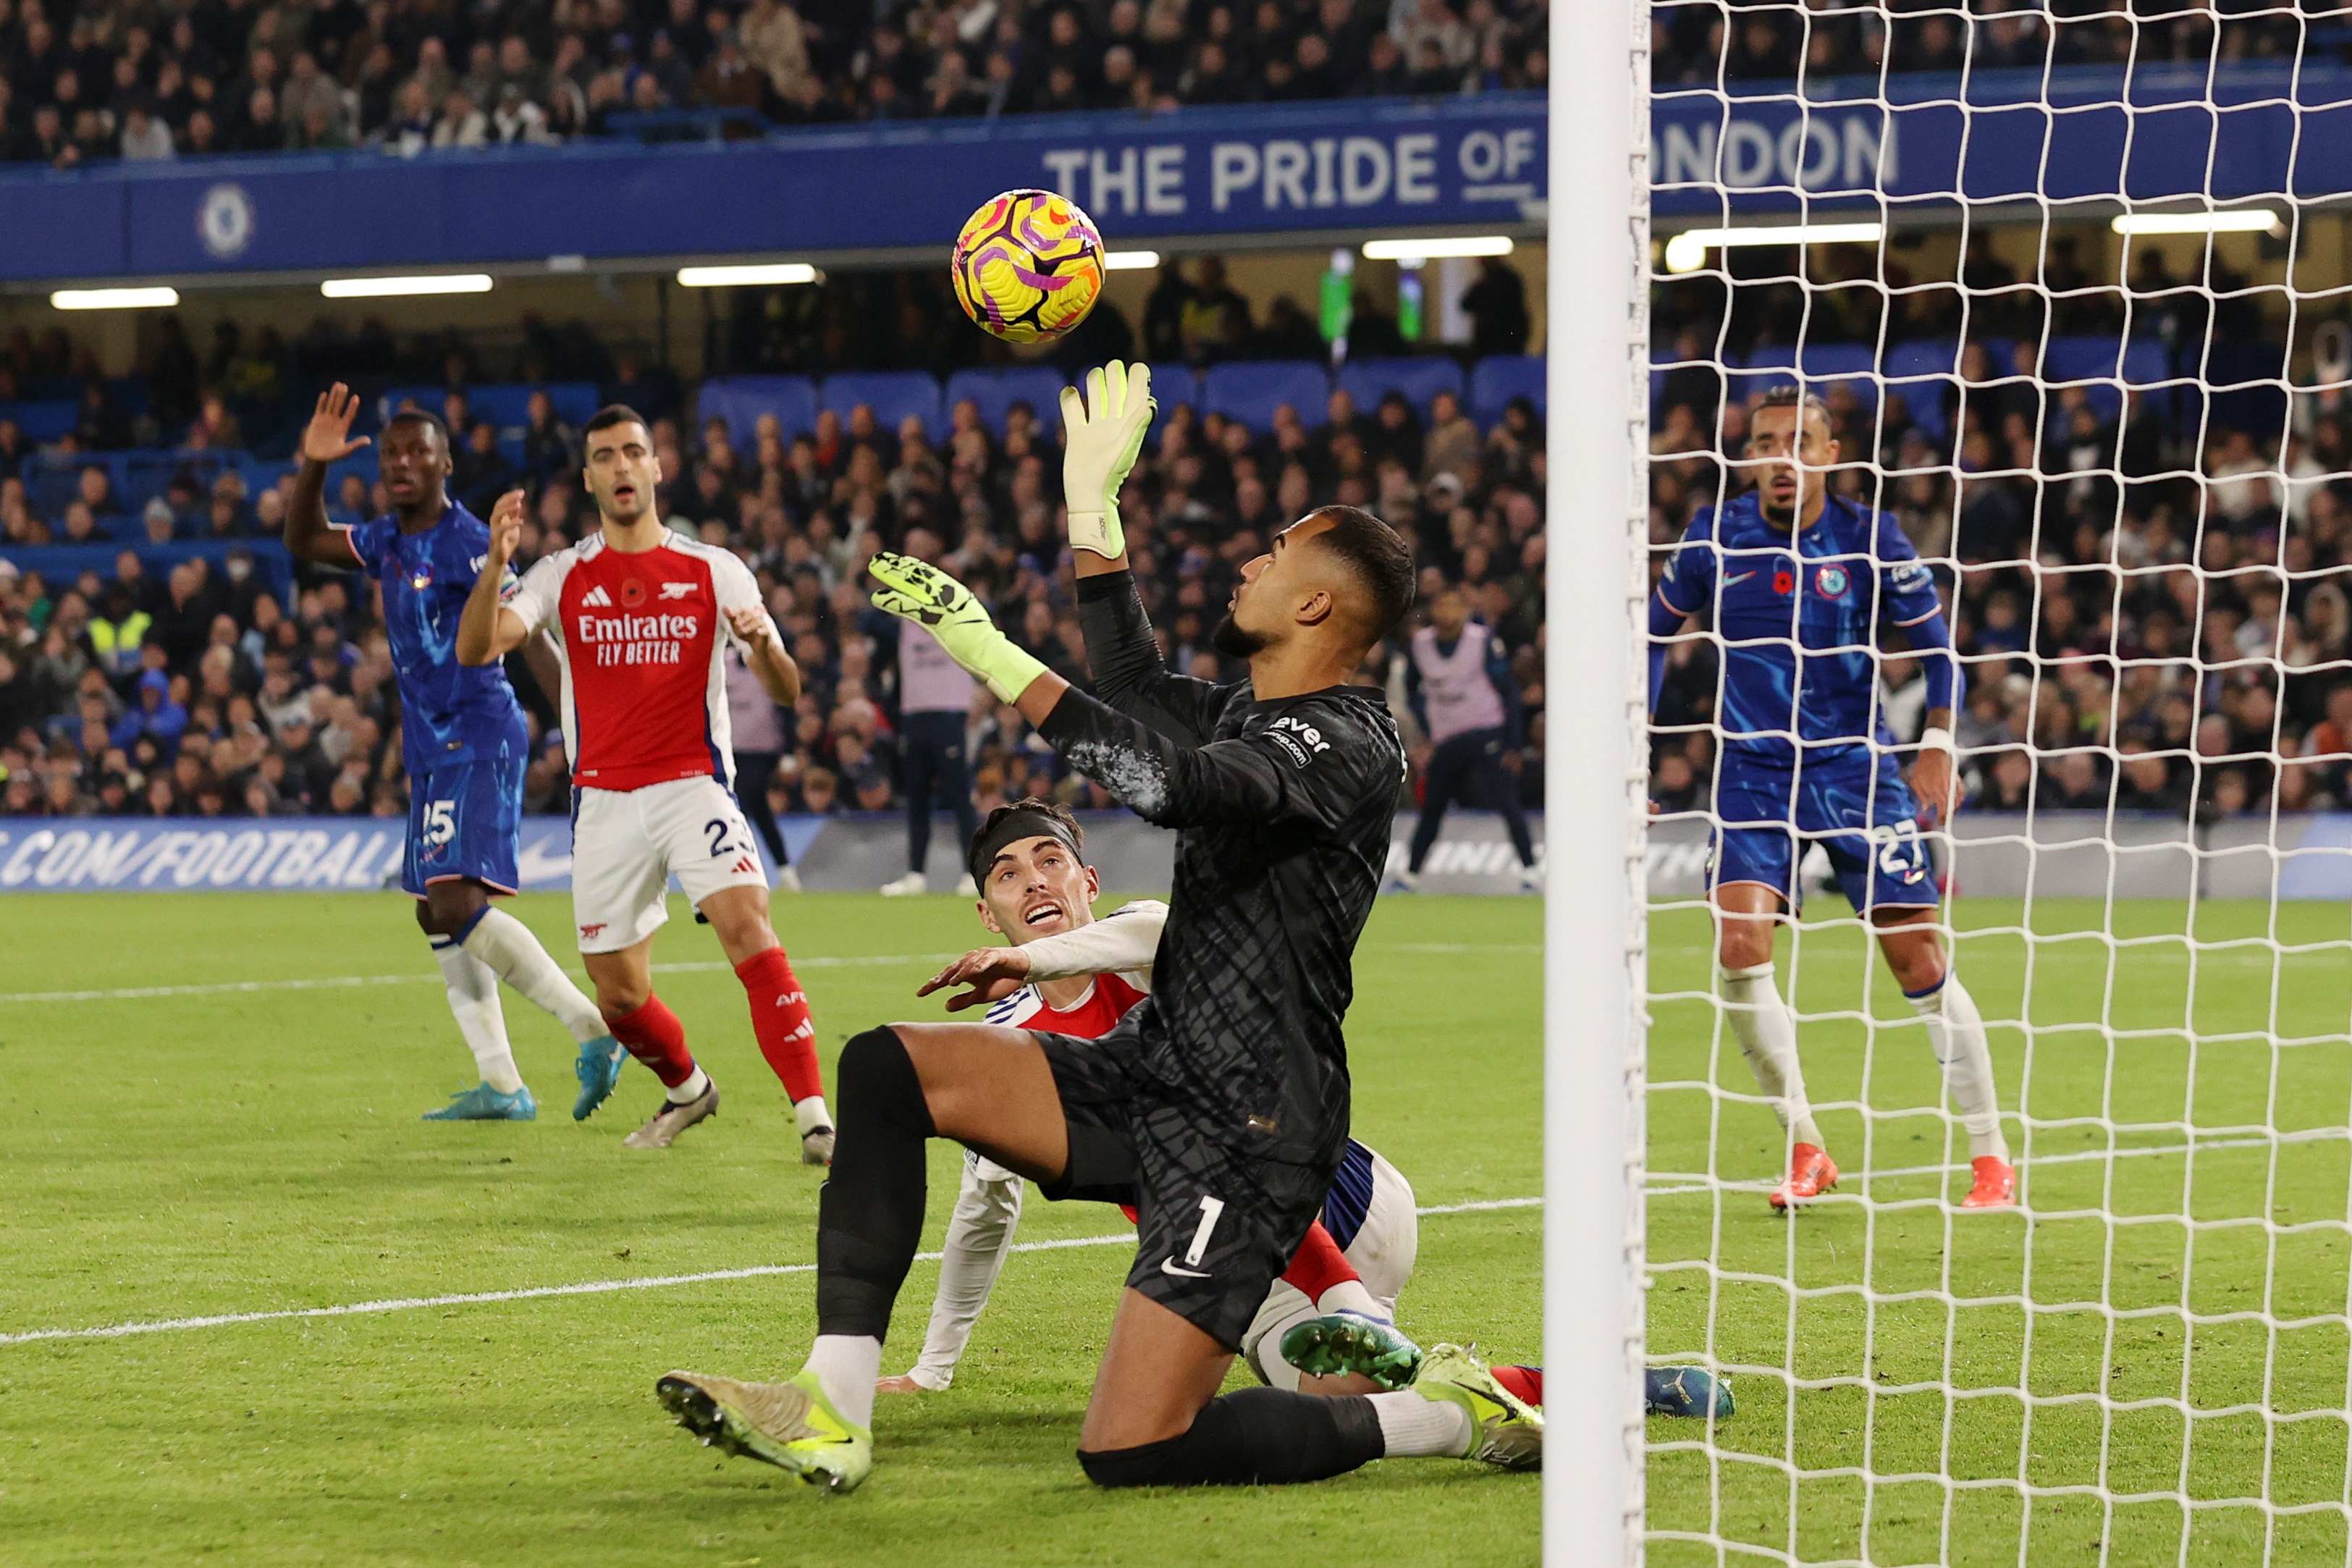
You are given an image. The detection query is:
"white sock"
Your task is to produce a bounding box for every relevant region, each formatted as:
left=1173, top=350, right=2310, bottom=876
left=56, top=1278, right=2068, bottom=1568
left=1720, top=962, right=1823, bottom=1147
left=1369, top=1390, right=1472, bottom=1458
left=804, top=1333, right=882, bottom=1431
left=795, top=1095, right=834, bottom=1136
left=431, top=936, right=523, bottom=1093
left=1315, top=1278, right=1385, bottom=1319
left=1910, top=972, right=2009, bottom=1161
left=668, top=1065, right=710, bottom=1105
left=462, top=906, right=609, bottom=1044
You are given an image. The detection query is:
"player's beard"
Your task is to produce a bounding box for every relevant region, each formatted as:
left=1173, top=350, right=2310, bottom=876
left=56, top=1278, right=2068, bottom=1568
left=1211, top=612, right=1268, bottom=659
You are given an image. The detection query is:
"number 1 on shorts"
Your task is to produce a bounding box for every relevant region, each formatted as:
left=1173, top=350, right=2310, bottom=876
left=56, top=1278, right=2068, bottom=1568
left=1184, top=1195, right=1225, bottom=1268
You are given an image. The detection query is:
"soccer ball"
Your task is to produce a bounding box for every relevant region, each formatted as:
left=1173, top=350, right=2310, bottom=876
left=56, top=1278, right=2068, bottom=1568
left=951, top=189, right=1106, bottom=344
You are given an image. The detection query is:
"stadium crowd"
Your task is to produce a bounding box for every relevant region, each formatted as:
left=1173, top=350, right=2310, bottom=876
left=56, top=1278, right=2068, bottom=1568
left=0, top=0, right=1546, bottom=167
left=0, top=293, right=1548, bottom=828
left=1646, top=276, right=2352, bottom=824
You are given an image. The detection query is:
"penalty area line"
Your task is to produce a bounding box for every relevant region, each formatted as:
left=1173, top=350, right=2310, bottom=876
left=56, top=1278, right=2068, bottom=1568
left=0, top=1195, right=1538, bottom=1347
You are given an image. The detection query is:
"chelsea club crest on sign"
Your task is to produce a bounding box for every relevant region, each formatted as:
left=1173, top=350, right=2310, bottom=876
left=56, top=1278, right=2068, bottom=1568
left=1814, top=563, right=1850, bottom=598
left=199, top=183, right=255, bottom=259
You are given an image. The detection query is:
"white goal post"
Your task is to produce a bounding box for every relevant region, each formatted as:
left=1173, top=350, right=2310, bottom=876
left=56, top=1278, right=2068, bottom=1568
left=1543, top=0, right=1648, bottom=1563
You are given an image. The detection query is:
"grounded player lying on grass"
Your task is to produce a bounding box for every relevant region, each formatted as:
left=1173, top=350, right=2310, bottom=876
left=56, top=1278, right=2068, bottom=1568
left=283, top=384, right=624, bottom=1124
left=456, top=405, right=834, bottom=1158
left=874, top=798, right=1733, bottom=1420
left=1650, top=387, right=2015, bottom=1212
left=657, top=361, right=1540, bottom=1493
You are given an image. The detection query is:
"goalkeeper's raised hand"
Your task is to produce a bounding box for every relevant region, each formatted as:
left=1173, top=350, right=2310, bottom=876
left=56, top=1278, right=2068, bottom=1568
left=1058, top=360, right=1154, bottom=560
left=867, top=552, right=1047, bottom=703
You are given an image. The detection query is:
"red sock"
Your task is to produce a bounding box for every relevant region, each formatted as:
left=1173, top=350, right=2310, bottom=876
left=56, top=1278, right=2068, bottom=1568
left=1491, top=1365, right=1543, bottom=1408
left=1278, top=1220, right=1360, bottom=1304
left=606, top=992, right=696, bottom=1089
left=735, top=946, right=822, bottom=1103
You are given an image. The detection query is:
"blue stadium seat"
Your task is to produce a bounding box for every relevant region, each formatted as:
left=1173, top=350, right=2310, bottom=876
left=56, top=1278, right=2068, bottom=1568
left=944, top=367, right=1069, bottom=437
left=1884, top=339, right=1960, bottom=444
left=2041, top=336, right=2171, bottom=431
left=696, top=376, right=819, bottom=444
left=1469, top=355, right=1545, bottom=429
left=819, top=371, right=943, bottom=438
left=1144, top=362, right=1200, bottom=436
left=1336, top=357, right=1464, bottom=417
left=0, top=400, right=80, bottom=442
left=1203, top=361, right=1330, bottom=432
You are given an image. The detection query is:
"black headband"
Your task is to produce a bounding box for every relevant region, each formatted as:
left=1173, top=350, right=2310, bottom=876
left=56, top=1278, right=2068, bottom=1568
left=967, top=809, right=1081, bottom=885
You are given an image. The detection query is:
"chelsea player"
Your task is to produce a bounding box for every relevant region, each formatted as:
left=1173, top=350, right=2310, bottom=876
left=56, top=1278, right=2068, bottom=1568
left=285, top=384, right=625, bottom=1123
left=1651, top=388, right=2013, bottom=1210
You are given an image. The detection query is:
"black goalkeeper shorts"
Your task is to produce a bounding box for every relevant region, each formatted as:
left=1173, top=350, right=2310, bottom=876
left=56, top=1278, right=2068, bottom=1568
left=1029, top=1023, right=1341, bottom=1352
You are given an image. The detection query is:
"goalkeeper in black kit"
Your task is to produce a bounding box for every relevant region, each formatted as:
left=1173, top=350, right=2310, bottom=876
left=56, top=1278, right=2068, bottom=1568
left=655, top=362, right=1542, bottom=1492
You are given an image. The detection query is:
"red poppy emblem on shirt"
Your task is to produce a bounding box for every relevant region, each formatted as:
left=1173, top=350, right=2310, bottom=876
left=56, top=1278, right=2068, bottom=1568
left=620, top=578, right=648, bottom=608
left=1771, top=570, right=1795, bottom=595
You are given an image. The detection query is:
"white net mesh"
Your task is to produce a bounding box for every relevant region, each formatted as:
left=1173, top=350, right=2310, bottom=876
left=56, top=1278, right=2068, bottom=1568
left=1640, top=4, right=2352, bottom=1563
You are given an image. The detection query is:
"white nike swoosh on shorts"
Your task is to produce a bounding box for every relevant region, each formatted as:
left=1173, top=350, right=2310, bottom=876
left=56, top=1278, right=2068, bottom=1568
left=1724, top=571, right=1758, bottom=585
left=1160, top=1257, right=1212, bottom=1279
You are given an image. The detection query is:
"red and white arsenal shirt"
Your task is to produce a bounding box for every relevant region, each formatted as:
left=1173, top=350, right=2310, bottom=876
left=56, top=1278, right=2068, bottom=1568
left=505, top=533, right=767, bottom=791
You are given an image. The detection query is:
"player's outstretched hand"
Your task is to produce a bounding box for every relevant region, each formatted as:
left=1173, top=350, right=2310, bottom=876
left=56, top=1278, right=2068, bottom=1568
left=484, top=489, right=526, bottom=568
left=1912, top=744, right=1965, bottom=830
left=1057, top=361, right=1154, bottom=560
left=300, top=382, right=371, bottom=465
left=867, top=552, right=1045, bottom=703
left=917, top=945, right=1034, bottom=1011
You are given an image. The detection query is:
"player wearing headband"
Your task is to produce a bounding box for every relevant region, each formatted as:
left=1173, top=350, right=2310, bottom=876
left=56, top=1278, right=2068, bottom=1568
left=876, top=800, right=1424, bottom=1397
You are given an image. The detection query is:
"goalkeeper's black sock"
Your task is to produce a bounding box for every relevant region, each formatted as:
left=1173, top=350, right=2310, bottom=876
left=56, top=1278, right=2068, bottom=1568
left=1076, top=1388, right=1386, bottom=1487
left=814, top=1026, right=935, bottom=1343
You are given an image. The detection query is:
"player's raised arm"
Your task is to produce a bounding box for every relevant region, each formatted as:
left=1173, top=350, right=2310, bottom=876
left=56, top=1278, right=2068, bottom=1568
left=455, top=491, right=537, bottom=665
left=1058, top=361, right=1153, bottom=577
left=284, top=382, right=368, bottom=570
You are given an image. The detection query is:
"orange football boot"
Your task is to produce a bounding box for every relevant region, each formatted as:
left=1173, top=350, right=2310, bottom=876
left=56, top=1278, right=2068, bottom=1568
left=1768, top=1143, right=1839, bottom=1210
left=1961, top=1155, right=2017, bottom=1209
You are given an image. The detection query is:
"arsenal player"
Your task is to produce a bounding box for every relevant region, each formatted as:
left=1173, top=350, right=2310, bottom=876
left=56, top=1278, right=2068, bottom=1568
left=455, top=406, right=833, bottom=1158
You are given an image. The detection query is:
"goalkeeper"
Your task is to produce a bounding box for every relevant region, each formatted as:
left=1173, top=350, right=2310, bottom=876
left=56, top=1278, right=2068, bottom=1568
left=657, top=363, right=1546, bottom=1493
left=1650, top=387, right=2013, bottom=1212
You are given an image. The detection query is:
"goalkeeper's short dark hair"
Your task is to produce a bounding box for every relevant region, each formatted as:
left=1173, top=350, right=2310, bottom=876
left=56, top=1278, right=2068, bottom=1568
left=1307, top=505, right=1416, bottom=644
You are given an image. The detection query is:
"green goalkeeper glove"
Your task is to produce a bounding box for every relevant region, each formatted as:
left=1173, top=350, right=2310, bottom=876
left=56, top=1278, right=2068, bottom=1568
left=1058, top=360, right=1155, bottom=560
left=867, top=552, right=1047, bottom=704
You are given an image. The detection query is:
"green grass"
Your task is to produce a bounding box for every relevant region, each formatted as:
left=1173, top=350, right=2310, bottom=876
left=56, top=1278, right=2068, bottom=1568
left=0, top=893, right=1543, bottom=1567
left=1646, top=895, right=2352, bottom=1567
left=9, top=891, right=2351, bottom=1565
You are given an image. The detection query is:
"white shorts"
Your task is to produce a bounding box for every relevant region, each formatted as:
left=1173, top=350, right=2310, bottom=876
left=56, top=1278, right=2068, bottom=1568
left=570, top=776, right=767, bottom=954
left=1242, top=1147, right=1419, bottom=1383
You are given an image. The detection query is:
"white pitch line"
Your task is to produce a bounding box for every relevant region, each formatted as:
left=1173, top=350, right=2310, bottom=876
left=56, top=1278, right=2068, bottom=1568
left=1645, top=1134, right=2314, bottom=1197
left=0, top=1195, right=1537, bottom=1348
left=0, top=953, right=964, bottom=1006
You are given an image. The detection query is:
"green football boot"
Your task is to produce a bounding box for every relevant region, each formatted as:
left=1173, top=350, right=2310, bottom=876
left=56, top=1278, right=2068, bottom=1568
left=1278, top=1311, right=1425, bottom=1390
left=657, top=1369, right=873, bottom=1495
left=1412, top=1343, right=1545, bottom=1471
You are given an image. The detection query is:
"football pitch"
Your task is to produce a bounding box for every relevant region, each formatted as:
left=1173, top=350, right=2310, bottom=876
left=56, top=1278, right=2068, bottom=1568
left=4, top=890, right=2348, bottom=1565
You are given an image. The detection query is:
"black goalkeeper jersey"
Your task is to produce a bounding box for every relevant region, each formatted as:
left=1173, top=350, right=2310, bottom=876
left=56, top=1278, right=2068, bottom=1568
left=1037, top=570, right=1405, bottom=1167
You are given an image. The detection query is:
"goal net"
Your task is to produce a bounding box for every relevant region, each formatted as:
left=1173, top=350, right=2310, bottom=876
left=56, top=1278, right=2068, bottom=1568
left=1631, top=6, right=2352, bottom=1564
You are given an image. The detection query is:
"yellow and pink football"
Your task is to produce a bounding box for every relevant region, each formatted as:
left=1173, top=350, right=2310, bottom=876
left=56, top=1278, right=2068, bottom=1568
left=951, top=189, right=1106, bottom=344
